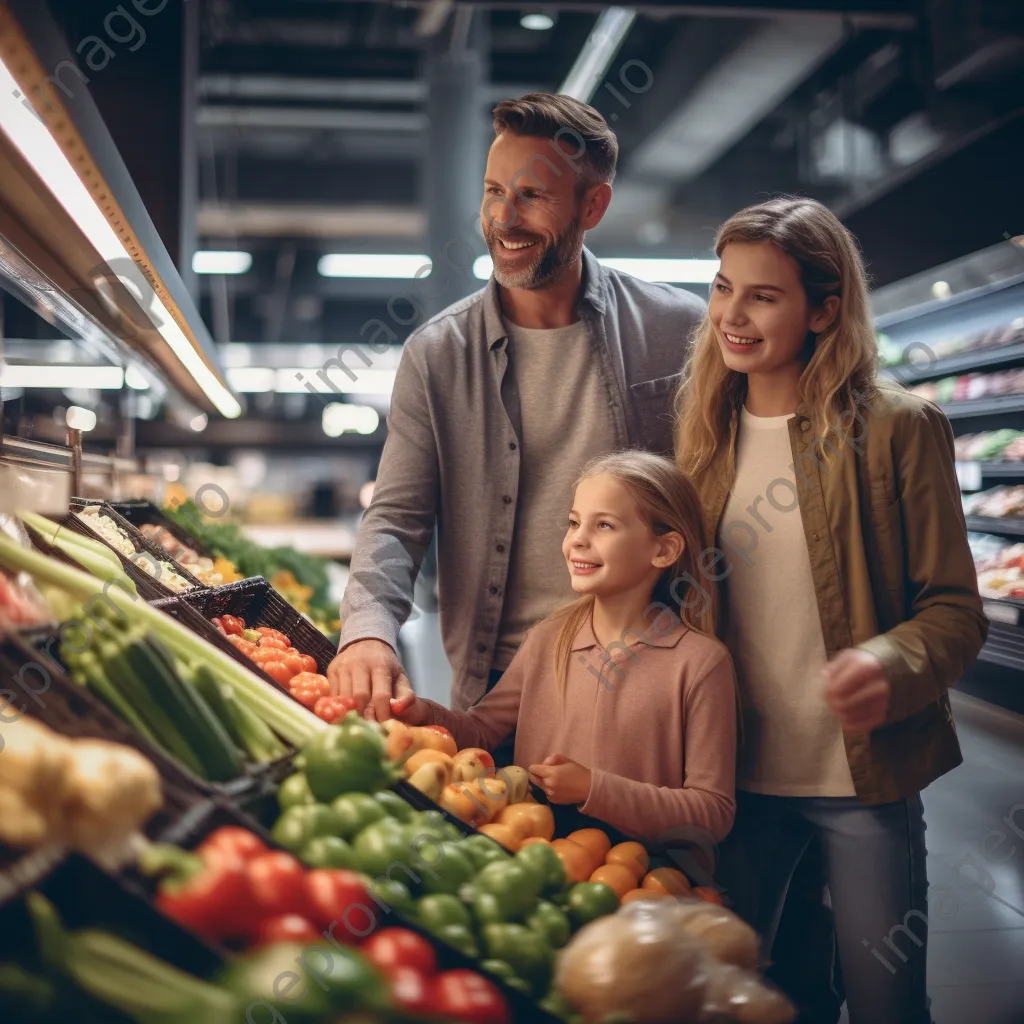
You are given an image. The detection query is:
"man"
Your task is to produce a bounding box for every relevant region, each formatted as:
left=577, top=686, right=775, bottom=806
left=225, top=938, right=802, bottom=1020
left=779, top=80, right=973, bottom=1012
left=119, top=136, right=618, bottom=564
left=327, top=92, right=706, bottom=718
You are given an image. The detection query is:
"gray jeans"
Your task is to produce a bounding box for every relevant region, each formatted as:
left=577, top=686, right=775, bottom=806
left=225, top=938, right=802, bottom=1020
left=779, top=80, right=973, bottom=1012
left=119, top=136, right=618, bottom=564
left=718, top=791, right=930, bottom=1024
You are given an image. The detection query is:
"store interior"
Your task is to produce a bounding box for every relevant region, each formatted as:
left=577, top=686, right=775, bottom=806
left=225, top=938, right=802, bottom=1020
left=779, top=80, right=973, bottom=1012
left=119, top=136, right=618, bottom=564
left=0, top=1, right=1022, bottom=1022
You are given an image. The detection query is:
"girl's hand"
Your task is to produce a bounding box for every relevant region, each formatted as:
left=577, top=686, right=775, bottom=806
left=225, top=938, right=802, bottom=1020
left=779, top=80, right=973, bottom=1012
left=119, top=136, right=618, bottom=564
left=389, top=693, right=430, bottom=726
left=823, top=648, right=890, bottom=733
left=528, top=754, right=592, bottom=805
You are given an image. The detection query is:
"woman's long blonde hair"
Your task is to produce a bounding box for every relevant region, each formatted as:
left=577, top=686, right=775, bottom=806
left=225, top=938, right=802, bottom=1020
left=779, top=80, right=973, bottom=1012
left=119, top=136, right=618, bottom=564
left=545, top=449, right=719, bottom=702
left=675, top=196, right=878, bottom=480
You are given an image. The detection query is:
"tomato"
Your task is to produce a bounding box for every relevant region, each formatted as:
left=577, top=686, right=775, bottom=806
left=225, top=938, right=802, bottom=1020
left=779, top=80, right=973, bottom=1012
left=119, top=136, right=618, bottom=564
left=291, top=678, right=330, bottom=709
left=298, top=654, right=318, bottom=674
left=263, top=659, right=296, bottom=687
left=221, top=614, right=245, bottom=636
left=388, top=966, right=436, bottom=1016
left=280, top=651, right=308, bottom=678
left=257, top=636, right=289, bottom=651
left=257, top=626, right=292, bottom=646
left=197, top=826, right=267, bottom=863
left=211, top=616, right=227, bottom=634
left=303, top=868, right=377, bottom=940
left=431, top=970, right=510, bottom=1024
left=314, top=695, right=358, bottom=724
left=255, top=914, right=322, bottom=946
left=245, top=852, right=309, bottom=922
left=227, top=634, right=258, bottom=655
left=363, top=928, right=438, bottom=978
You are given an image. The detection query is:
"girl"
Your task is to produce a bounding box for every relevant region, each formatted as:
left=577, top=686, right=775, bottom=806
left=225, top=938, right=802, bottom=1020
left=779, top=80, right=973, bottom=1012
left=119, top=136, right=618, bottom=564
left=674, top=197, right=987, bottom=1024
left=395, top=449, right=738, bottom=847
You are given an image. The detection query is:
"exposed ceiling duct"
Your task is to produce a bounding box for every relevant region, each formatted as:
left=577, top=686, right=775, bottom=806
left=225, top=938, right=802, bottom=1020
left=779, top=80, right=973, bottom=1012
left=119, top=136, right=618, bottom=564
left=197, top=202, right=425, bottom=239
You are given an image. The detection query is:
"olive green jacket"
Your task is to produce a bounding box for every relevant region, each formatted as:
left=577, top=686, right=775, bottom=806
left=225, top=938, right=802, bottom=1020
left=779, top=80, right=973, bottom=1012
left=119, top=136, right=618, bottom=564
left=695, top=381, right=988, bottom=805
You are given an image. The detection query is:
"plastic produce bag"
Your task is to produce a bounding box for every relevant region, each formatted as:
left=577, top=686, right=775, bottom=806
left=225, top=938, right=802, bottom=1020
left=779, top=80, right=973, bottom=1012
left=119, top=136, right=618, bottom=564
left=670, top=898, right=763, bottom=971
left=699, top=963, right=797, bottom=1023
left=0, top=512, right=54, bottom=628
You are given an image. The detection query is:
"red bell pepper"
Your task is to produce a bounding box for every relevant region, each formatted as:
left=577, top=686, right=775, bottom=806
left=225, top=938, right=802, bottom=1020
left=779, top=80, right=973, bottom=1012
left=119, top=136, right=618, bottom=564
left=304, top=868, right=376, bottom=940
left=431, top=970, right=511, bottom=1024
left=245, top=851, right=310, bottom=923
left=198, top=826, right=267, bottom=863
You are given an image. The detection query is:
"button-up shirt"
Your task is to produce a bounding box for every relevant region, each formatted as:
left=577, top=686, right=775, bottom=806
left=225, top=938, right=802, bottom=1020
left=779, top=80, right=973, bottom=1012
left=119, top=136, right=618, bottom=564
left=337, top=248, right=706, bottom=710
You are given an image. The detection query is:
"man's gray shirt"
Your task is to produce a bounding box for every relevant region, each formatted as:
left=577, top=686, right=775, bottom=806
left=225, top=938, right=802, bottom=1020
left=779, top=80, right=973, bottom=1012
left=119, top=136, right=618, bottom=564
left=337, top=248, right=707, bottom=711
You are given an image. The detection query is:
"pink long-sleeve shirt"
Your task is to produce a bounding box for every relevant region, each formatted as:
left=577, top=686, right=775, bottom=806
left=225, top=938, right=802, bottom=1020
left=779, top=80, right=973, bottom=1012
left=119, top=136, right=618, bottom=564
left=421, top=610, right=738, bottom=844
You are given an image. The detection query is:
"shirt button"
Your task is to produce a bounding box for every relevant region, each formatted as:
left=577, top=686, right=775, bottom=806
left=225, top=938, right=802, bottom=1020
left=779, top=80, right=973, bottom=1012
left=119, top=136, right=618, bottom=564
left=508, top=441, right=517, bottom=450
left=496, top=543, right=505, bottom=553
left=477, top=643, right=487, bottom=654
left=489, top=586, right=499, bottom=595
left=801, top=419, right=811, bottom=432
left=812, top=533, right=819, bottom=541
left=502, top=495, right=512, bottom=504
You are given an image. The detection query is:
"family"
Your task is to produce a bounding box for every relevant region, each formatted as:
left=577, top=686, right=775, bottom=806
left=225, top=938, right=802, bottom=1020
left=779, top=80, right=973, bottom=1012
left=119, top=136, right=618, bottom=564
left=327, top=92, right=987, bottom=1024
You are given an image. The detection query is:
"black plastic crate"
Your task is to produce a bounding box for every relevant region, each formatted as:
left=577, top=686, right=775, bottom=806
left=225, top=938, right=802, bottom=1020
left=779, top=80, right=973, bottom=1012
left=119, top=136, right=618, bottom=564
left=107, top=499, right=218, bottom=561
left=136, top=798, right=562, bottom=1024
left=69, top=498, right=208, bottom=594
left=152, top=576, right=337, bottom=674
left=0, top=633, right=261, bottom=808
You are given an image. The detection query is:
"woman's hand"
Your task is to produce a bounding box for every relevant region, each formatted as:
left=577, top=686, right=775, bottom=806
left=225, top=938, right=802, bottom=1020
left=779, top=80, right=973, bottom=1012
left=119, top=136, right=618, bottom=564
left=389, top=692, right=430, bottom=726
left=823, top=648, right=890, bottom=733
left=528, top=754, right=592, bottom=805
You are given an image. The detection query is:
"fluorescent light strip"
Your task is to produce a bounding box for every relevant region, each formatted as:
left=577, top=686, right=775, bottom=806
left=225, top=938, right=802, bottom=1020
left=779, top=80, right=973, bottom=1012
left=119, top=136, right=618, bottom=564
left=559, top=7, right=636, bottom=102
left=472, top=255, right=718, bottom=283
left=318, top=254, right=431, bottom=279
left=192, top=250, right=252, bottom=275
left=225, top=367, right=396, bottom=396
left=0, top=59, right=241, bottom=418
left=0, top=365, right=124, bottom=389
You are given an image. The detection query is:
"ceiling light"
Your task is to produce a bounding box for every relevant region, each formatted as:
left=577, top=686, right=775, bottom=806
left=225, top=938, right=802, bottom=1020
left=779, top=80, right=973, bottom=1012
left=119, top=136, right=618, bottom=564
left=318, top=254, right=431, bottom=279
left=322, top=403, right=381, bottom=438
left=0, top=365, right=124, bottom=389
left=280, top=368, right=396, bottom=396
left=190, top=413, right=209, bottom=432
left=124, top=365, right=150, bottom=390
left=559, top=7, right=636, bottom=102
left=192, top=250, right=252, bottom=275
left=521, top=13, right=555, bottom=31
left=931, top=280, right=952, bottom=300
left=225, top=367, right=276, bottom=393
left=0, top=58, right=240, bottom=419
left=65, top=406, right=97, bottom=432
left=472, top=255, right=718, bottom=283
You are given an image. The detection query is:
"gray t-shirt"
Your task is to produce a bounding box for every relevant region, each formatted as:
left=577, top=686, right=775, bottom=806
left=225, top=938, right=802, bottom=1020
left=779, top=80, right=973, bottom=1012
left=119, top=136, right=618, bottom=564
left=493, top=318, right=620, bottom=669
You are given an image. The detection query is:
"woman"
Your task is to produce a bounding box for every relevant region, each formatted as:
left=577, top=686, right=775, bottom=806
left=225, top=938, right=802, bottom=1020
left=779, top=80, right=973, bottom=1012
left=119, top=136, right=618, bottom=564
left=674, top=196, right=987, bottom=1024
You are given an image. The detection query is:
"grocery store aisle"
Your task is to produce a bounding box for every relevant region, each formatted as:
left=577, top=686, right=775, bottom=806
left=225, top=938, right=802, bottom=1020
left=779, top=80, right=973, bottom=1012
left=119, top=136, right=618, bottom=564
left=839, top=690, right=1024, bottom=1024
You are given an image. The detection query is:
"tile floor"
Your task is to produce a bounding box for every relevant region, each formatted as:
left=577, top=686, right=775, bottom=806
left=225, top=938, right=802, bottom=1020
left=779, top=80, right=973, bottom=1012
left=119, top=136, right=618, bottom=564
left=840, top=689, right=1024, bottom=1024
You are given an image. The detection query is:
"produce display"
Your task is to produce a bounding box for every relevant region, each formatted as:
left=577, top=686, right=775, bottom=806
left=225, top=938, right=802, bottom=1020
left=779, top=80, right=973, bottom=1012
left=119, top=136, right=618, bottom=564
left=953, top=429, right=1024, bottom=462
left=0, top=567, right=52, bottom=629
left=76, top=506, right=196, bottom=592
left=879, top=316, right=1024, bottom=367
left=910, top=368, right=1024, bottom=406
left=970, top=534, right=1024, bottom=600
left=963, top=485, right=1024, bottom=520
left=139, top=522, right=244, bottom=586
left=164, top=499, right=341, bottom=635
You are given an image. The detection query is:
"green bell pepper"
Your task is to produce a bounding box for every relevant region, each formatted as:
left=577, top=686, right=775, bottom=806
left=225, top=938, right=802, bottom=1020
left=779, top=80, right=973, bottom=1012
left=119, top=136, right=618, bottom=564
left=472, top=860, right=543, bottom=924
left=482, top=923, right=553, bottom=996
left=565, top=882, right=619, bottom=928
left=480, top=959, right=532, bottom=996
left=418, top=842, right=476, bottom=896
left=436, top=923, right=479, bottom=959
left=373, top=790, right=414, bottom=823
left=331, top=792, right=387, bottom=840
left=351, top=818, right=409, bottom=878
left=515, top=843, right=566, bottom=896
left=416, top=893, right=472, bottom=933
left=271, top=804, right=343, bottom=852
left=460, top=834, right=511, bottom=870
left=301, top=835, right=357, bottom=870
left=368, top=878, right=415, bottom=916
left=277, top=772, right=315, bottom=810
left=304, top=713, right=400, bottom=801
left=526, top=900, right=571, bottom=949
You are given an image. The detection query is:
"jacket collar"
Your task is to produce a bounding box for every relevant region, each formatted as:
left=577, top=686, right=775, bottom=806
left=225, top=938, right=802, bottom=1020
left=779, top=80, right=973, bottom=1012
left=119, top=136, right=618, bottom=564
left=484, top=246, right=607, bottom=351
left=569, top=608, right=689, bottom=652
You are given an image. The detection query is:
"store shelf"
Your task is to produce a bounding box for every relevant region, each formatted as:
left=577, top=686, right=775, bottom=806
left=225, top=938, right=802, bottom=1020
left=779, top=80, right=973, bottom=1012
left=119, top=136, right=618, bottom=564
left=240, top=520, right=356, bottom=559
left=977, top=616, right=1024, bottom=671
left=940, top=395, right=1024, bottom=420
left=882, top=341, right=1024, bottom=385
left=965, top=516, right=1024, bottom=537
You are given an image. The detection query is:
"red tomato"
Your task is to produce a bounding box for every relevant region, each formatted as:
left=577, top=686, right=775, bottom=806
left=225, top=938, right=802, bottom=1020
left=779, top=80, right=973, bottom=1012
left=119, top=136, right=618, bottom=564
left=298, top=654, right=318, bottom=674
left=221, top=614, right=245, bottom=636
left=431, top=970, right=511, bottom=1024
left=262, top=659, right=296, bottom=687
left=388, top=966, right=436, bottom=1016
left=257, top=626, right=292, bottom=646
left=303, top=869, right=377, bottom=940
left=227, top=634, right=258, bottom=655
left=245, top=852, right=309, bottom=922
left=255, top=914, right=322, bottom=947
left=363, top=928, right=438, bottom=978
left=313, top=695, right=357, bottom=724
left=257, top=636, right=289, bottom=651
left=280, top=651, right=307, bottom=678
left=197, top=826, right=267, bottom=863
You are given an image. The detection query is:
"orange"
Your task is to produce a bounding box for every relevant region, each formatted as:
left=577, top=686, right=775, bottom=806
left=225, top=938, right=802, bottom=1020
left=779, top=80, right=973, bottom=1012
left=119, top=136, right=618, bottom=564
left=621, top=888, right=667, bottom=903
left=519, top=836, right=551, bottom=848
left=641, top=867, right=692, bottom=898
left=477, top=823, right=522, bottom=852
left=496, top=803, right=555, bottom=842
left=588, top=864, right=636, bottom=900
left=566, top=828, right=612, bottom=863
left=605, top=841, right=649, bottom=880
left=551, top=839, right=598, bottom=884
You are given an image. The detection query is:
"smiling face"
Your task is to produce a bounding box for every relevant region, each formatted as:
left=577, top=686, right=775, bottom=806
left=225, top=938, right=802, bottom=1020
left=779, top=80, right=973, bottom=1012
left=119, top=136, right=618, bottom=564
left=709, top=240, right=839, bottom=378
left=561, top=473, right=681, bottom=599
left=480, top=132, right=609, bottom=290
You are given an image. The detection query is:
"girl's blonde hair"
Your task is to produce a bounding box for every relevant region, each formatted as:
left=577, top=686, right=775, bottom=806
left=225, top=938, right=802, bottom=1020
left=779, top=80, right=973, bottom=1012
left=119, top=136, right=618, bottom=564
left=675, top=196, right=878, bottom=481
left=545, top=449, right=719, bottom=702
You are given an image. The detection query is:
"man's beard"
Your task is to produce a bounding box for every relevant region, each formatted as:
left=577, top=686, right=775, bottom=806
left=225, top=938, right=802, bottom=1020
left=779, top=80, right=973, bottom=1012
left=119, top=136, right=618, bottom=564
left=484, top=216, right=585, bottom=291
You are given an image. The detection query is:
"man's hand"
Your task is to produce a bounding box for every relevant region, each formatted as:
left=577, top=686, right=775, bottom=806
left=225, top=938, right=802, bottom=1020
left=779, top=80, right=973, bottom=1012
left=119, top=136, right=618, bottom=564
left=528, top=753, right=592, bottom=805
left=823, top=648, right=890, bottom=734
left=327, top=639, right=413, bottom=721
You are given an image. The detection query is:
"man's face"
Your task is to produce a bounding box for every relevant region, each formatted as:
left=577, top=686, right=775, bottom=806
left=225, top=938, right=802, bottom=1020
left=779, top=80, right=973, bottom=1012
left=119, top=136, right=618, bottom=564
left=480, top=131, right=589, bottom=291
